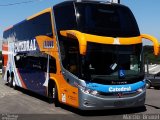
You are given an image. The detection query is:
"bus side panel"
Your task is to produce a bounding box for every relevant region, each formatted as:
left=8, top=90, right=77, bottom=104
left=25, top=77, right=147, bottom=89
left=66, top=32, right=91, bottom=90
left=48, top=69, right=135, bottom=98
left=48, top=43, right=79, bottom=108
left=17, top=68, right=47, bottom=95
left=2, top=43, right=8, bottom=81
left=2, top=43, right=8, bottom=67
left=14, top=38, right=49, bottom=96
left=51, top=74, right=79, bottom=108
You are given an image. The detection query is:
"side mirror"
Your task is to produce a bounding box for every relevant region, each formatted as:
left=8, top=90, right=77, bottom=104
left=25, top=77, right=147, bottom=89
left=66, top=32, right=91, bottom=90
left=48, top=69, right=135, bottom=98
left=60, top=30, right=87, bottom=55
left=141, top=34, right=159, bottom=56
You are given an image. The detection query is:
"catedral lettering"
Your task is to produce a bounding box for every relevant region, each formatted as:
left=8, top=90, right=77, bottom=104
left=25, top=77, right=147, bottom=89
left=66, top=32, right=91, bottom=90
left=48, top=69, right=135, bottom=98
left=14, top=39, right=36, bottom=52
left=109, top=87, right=131, bottom=92
left=2, top=0, right=160, bottom=110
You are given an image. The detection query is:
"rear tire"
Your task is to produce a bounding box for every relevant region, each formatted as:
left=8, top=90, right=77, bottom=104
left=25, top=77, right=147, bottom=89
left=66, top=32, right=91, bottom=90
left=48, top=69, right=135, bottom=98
left=12, top=77, right=17, bottom=90
left=9, top=72, right=15, bottom=88
left=8, top=76, right=13, bottom=87
left=7, top=71, right=10, bottom=85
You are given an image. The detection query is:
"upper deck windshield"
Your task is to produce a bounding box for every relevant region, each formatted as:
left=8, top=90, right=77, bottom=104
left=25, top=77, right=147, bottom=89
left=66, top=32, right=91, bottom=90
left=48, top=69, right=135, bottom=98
left=81, top=43, right=144, bottom=83
left=75, top=3, right=140, bottom=37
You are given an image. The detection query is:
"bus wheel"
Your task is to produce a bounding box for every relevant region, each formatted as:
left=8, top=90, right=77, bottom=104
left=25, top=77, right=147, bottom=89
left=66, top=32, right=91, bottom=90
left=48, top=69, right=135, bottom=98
left=146, top=80, right=151, bottom=89
left=9, top=77, right=15, bottom=87
left=9, top=73, right=15, bottom=88
left=48, top=80, right=54, bottom=104
left=12, top=77, right=17, bottom=89
left=54, top=84, right=60, bottom=107
left=48, top=80, right=60, bottom=106
left=7, top=71, right=10, bottom=85
left=9, top=77, right=13, bottom=87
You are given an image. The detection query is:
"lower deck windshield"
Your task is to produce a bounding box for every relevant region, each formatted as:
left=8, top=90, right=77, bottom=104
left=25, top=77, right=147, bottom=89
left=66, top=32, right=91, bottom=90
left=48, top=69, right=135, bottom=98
left=81, top=43, right=144, bottom=82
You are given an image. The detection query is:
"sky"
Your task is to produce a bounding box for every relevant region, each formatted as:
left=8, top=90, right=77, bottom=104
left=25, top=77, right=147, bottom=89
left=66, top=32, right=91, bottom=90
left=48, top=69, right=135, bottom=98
left=0, top=0, right=160, bottom=50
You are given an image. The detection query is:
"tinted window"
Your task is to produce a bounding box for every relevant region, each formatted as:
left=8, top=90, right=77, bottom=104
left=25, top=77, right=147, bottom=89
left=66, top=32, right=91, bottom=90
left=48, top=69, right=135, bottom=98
left=15, top=52, right=57, bottom=73
left=75, top=3, right=140, bottom=37
left=59, top=37, right=80, bottom=76
left=3, top=12, right=52, bottom=41
left=81, top=43, right=143, bottom=81
left=53, top=3, right=77, bottom=32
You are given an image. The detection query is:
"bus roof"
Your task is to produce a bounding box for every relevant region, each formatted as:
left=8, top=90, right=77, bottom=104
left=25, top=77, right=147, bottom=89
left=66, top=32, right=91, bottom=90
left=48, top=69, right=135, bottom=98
left=4, top=0, right=125, bottom=32
left=4, top=25, right=13, bottom=32
left=4, top=7, right=52, bottom=32
left=27, top=8, right=52, bottom=20
left=54, top=0, right=126, bottom=9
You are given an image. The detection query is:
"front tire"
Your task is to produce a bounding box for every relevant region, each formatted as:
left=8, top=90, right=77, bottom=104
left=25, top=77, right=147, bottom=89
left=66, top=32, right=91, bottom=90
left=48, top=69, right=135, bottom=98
left=48, top=80, right=54, bottom=104
left=48, top=80, right=60, bottom=107
left=54, top=84, right=60, bottom=107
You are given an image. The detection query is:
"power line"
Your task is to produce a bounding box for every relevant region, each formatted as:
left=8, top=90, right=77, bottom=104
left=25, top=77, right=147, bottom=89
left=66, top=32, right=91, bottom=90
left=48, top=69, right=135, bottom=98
left=0, top=0, right=43, bottom=7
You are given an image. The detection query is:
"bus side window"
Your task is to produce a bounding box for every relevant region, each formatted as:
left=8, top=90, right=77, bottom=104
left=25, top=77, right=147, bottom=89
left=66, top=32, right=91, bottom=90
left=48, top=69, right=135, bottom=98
left=15, top=54, right=27, bottom=68
left=53, top=3, right=77, bottom=32
left=12, top=12, right=53, bottom=41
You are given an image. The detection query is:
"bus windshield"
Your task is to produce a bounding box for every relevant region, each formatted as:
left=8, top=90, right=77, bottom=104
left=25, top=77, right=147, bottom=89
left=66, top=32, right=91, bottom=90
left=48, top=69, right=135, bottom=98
left=81, top=43, right=143, bottom=83
left=75, top=3, right=140, bottom=37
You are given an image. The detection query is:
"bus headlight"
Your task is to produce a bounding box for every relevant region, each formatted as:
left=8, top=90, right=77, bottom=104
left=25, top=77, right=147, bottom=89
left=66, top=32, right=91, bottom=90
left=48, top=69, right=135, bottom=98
left=83, top=89, right=98, bottom=96
left=74, top=82, right=99, bottom=96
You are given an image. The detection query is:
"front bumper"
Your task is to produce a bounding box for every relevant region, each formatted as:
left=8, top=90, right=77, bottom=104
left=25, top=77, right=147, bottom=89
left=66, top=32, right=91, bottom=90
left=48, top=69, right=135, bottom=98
left=78, top=89, right=146, bottom=110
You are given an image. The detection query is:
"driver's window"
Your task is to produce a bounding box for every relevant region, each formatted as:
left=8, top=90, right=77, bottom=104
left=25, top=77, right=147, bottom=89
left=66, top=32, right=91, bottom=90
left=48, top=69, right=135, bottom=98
left=59, top=37, right=80, bottom=76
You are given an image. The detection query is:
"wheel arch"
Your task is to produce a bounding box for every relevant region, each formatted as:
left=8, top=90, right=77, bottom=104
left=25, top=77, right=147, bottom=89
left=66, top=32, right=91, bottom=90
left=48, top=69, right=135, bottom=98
left=48, top=77, right=60, bottom=99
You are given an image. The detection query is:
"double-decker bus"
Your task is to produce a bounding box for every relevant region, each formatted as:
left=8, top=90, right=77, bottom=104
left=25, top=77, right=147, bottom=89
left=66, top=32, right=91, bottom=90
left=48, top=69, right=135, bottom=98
left=2, top=0, right=159, bottom=110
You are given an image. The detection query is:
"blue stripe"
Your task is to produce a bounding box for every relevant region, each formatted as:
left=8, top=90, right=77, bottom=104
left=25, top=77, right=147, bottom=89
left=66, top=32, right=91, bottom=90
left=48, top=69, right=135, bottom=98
left=86, top=80, right=145, bottom=93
